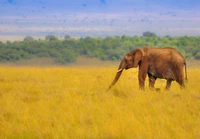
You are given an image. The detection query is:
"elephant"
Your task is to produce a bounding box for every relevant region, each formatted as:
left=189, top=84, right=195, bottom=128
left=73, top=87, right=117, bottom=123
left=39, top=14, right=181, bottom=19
left=108, top=46, right=187, bottom=91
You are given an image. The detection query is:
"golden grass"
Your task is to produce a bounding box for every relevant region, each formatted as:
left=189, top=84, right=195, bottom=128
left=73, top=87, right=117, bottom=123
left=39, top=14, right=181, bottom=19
left=0, top=66, right=200, bottom=138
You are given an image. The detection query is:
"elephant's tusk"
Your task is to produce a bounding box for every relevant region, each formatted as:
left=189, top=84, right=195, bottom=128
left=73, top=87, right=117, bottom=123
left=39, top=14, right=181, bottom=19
left=117, top=68, right=123, bottom=72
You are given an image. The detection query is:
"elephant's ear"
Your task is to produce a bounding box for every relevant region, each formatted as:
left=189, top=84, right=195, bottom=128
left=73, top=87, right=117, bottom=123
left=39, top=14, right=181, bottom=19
left=133, top=49, right=143, bottom=67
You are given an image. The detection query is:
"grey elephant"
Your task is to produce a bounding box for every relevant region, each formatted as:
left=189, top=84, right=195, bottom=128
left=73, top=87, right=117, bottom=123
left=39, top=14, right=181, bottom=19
left=108, top=46, right=187, bottom=91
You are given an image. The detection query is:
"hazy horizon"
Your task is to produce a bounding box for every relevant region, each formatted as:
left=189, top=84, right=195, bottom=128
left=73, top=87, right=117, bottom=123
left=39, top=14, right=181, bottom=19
left=1, top=0, right=200, bottom=40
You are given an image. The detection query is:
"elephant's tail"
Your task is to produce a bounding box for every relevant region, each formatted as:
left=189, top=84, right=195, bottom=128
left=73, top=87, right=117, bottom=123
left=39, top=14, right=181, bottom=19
left=184, top=61, right=188, bottom=81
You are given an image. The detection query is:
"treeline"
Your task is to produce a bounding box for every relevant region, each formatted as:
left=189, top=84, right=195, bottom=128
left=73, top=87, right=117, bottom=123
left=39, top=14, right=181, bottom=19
left=0, top=32, right=200, bottom=64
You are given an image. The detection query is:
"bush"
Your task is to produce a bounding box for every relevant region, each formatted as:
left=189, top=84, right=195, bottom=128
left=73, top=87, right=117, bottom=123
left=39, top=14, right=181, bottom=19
left=0, top=34, right=200, bottom=64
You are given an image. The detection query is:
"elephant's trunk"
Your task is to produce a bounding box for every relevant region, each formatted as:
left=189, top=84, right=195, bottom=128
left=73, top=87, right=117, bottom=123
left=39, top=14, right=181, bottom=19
left=107, top=68, right=124, bottom=91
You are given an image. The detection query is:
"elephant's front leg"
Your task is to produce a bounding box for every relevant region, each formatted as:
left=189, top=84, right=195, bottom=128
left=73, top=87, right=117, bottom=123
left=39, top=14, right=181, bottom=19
left=138, top=77, right=145, bottom=90
left=148, top=73, right=157, bottom=89
left=166, top=79, right=172, bottom=90
left=138, top=67, right=148, bottom=90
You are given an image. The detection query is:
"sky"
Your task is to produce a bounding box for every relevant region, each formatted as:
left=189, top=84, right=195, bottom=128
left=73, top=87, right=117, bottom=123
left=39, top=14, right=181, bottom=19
left=0, top=0, right=200, bottom=39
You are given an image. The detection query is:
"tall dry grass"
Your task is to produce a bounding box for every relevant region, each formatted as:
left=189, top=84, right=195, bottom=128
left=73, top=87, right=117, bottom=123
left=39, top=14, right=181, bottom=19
left=0, top=66, right=200, bottom=138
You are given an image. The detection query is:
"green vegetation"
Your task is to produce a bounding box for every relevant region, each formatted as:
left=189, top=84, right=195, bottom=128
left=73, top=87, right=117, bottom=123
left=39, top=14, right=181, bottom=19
left=0, top=32, right=200, bottom=64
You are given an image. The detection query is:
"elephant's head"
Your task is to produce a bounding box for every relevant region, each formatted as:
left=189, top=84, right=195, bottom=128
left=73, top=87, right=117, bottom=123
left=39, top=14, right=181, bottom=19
left=107, top=48, right=143, bottom=91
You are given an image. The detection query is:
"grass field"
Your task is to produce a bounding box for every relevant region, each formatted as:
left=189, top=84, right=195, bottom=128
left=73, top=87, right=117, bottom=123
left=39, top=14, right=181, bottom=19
left=0, top=66, right=200, bottom=138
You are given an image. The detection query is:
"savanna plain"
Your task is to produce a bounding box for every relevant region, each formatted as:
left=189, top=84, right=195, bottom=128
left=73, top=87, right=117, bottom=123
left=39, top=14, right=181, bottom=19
left=0, top=60, right=200, bottom=138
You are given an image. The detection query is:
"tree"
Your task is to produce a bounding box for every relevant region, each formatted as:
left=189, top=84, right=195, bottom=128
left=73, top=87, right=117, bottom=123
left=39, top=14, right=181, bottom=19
left=24, top=36, right=34, bottom=42
left=143, top=31, right=157, bottom=37
left=64, top=35, right=71, bottom=40
left=0, top=34, right=200, bottom=64
left=45, top=35, right=58, bottom=41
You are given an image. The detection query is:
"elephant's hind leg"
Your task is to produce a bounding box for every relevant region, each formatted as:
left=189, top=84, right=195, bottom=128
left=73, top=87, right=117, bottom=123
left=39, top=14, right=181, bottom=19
left=176, top=78, right=185, bottom=89
left=174, top=65, right=185, bottom=89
